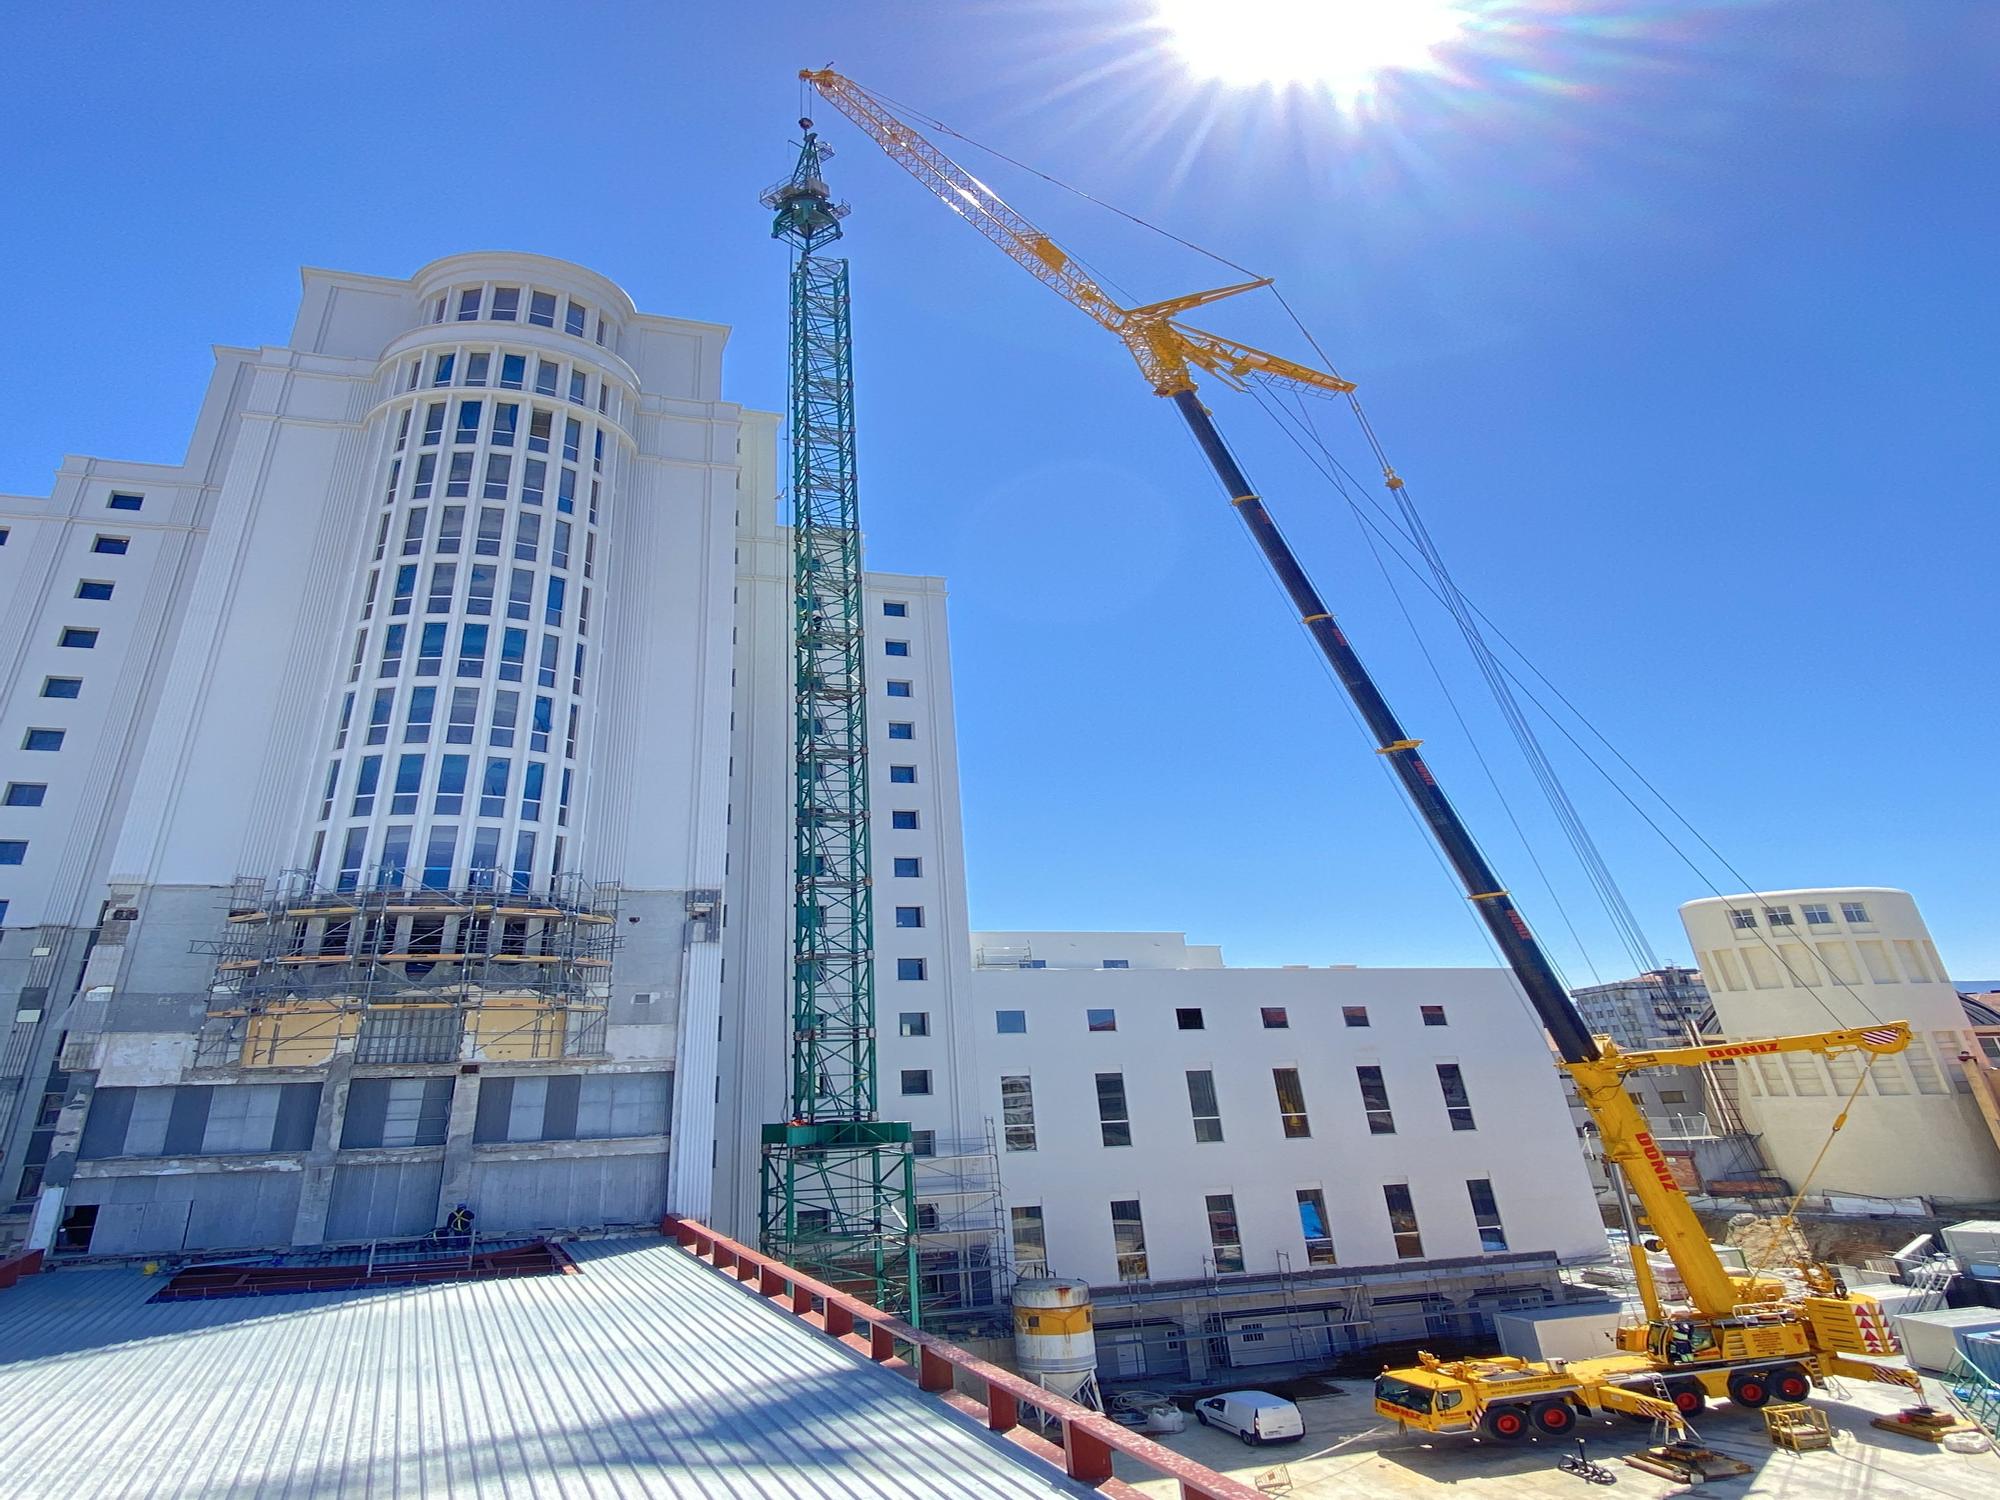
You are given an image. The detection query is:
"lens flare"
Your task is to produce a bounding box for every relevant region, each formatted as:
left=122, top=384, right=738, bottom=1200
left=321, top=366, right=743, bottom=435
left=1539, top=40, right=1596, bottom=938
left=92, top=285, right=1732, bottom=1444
left=1156, top=0, right=1474, bottom=104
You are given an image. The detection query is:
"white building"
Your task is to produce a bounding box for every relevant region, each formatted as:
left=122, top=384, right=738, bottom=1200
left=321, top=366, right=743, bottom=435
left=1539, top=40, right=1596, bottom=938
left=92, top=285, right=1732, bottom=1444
left=1, top=252, right=1609, bottom=1366
left=1682, top=887, right=2000, bottom=1204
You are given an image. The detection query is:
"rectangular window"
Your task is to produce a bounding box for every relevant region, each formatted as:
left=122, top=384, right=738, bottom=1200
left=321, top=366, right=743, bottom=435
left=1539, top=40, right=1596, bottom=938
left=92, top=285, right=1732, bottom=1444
left=436, top=504, right=463, bottom=554
left=336, top=826, right=368, bottom=891
left=432, top=352, right=455, bottom=386
left=4, top=783, right=47, bottom=808
left=568, top=370, right=587, bottom=405
left=893, top=857, right=922, bottom=878
left=402, top=506, right=429, bottom=555
left=531, top=693, right=553, bottom=750
left=384, top=456, right=402, bottom=500
left=1261, top=1006, right=1289, bottom=1029
left=422, top=402, right=446, bottom=445
left=490, top=690, right=519, bottom=747
left=528, top=409, right=553, bottom=453
left=520, top=761, right=545, bottom=820
left=365, top=686, right=394, bottom=744
left=1765, top=906, right=1795, bottom=927
left=388, top=752, right=423, bottom=815
left=426, top=561, right=456, bottom=613
left=506, top=567, right=533, bottom=621
left=557, top=468, right=578, bottom=514
left=411, top=453, right=437, bottom=499
left=884, top=640, right=909, bottom=657
left=900, top=1069, right=932, bottom=1097
left=0, top=840, right=25, bottom=865
left=491, top=287, right=519, bottom=321
left=58, top=628, right=98, bottom=649
left=1436, top=1063, right=1477, bottom=1131
left=457, top=622, right=488, bottom=676
left=995, top=1009, right=1027, bottom=1034
left=1384, top=1184, right=1424, bottom=1258
left=479, top=756, right=510, bottom=818
left=42, top=678, right=82, bottom=699
left=911, top=1130, right=935, bottom=1158
left=1086, top=1008, right=1116, bottom=1032
left=1110, top=1199, right=1148, bottom=1282
left=886, top=680, right=912, bottom=698
left=351, top=754, right=382, bottom=816
left=1841, top=901, right=1870, bottom=922
left=500, top=627, right=527, bottom=682
left=529, top=290, right=557, bottom=328
left=1095, top=1072, right=1132, bottom=1147
left=897, top=957, right=926, bottom=981
left=93, top=535, right=129, bottom=555
left=1356, top=1065, right=1396, bottom=1134
left=565, top=300, right=588, bottom=337
left=1467, top=1179, right=1508, bottom=1252
left=562, top=418, right=581, bottom=463
left=483, top=454, right=511, bottom=500
left=534, top=360, right=559, bottom=397
left=1343, top=1006, right=1370, bottom=1027
left=1296, top=1189, right=1337, bottom=1265
left=475, top=506, right=504, bottom=556
left=551, top=519, right=571, bottom=569
left=422, top=825, right=457, bottom=889
left=1205, top=1193, right=1245, bottom=1275
left=1187, top=1069, right=1224, bottom=1143
left=456, top=287, right=482, bottom=321
left=898, top=1012, right=929, bottom=1038
left=510, top=830, right=535, bottom=894
left=514, top=511, right=540, bottom=561
left=466, top=564, right=495, bottom=616
left=390, top=563, right=417, bottom=615
left=545, top=574, right=566, bottom=625
left=317, top=759, right=339, bottom=821
left=445, top=452, right=474, bottom=498
left=1729, top=907, right=1757, bottom=929
left=1273, top=1067, right=1312, bottom=1138
left=894, top=905, right=924, bottom=927
left=463, top=352, right=489, bottom=388
left=76, top=580, right=114, bottom=600
left=891, top=810, right=919, bottom=830
left=1175, top=1007, right=1204, bottom=1030
left=404, top=685, right=436, bottom=743
left=380, top=623, right=406, bottom=676
left=1421, top=1005, right=1448, bottom=1026
left=1101, top=958, right=1130, bottom=969
left=886, top=721, right=914, bottom=741
left=416, top=621, right=447, bottom=676
left=499, top=353, right=526, bottom=391
left=1011, top=1206, right=1047, bottom=1267
left=23, top=729, right=64, bottom=751
left=1802, top=903, right=1833, bottom=925
left=107, top=492, right=143, bottom=511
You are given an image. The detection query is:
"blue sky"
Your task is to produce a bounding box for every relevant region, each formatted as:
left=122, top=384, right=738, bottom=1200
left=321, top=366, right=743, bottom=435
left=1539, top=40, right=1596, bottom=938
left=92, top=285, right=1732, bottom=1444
left=4, top=2, right=1995, bottom=979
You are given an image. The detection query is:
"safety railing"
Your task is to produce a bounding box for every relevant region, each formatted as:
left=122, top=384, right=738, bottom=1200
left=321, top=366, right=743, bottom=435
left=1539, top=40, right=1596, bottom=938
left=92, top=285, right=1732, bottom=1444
left=662, top=1216, right=1261, bottom=1500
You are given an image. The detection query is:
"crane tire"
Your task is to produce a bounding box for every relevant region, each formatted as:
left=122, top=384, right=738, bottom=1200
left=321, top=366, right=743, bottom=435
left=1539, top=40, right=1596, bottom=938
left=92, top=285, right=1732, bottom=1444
left=1728, top=1370, right=1772, bottom=1409
left=1771, top=1365, right=1812, bottom=1403
left=1531, top=1399, right=1577, bottom=1435
left=1482, top=1405, right=1531, bottom=1441
left=1668, top=1380, right=1707, bottom=1416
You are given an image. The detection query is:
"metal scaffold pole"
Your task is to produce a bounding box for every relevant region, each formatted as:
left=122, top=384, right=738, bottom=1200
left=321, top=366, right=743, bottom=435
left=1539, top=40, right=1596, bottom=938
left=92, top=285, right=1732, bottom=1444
left=756, top=122, right=917, bottom=1320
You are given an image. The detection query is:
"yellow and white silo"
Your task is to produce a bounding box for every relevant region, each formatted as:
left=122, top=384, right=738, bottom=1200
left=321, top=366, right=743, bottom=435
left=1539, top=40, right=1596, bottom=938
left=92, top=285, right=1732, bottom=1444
left=1013, top=1276, right=1100, bottom=1409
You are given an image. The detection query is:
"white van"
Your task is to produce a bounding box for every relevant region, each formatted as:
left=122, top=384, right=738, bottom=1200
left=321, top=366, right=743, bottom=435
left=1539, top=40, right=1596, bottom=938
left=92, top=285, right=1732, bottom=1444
left=1193, top=1390, right=1305, bottom=1445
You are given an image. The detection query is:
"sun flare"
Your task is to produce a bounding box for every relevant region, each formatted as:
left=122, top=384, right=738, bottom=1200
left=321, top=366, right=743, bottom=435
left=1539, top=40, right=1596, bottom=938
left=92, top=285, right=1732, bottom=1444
left=1156, top=0, right=1474, bottom=103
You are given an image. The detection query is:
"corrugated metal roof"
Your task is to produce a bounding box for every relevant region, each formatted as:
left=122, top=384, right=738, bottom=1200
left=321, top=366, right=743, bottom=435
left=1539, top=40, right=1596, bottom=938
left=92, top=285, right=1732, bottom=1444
left=0, top=1238, right=1093, bottom=1498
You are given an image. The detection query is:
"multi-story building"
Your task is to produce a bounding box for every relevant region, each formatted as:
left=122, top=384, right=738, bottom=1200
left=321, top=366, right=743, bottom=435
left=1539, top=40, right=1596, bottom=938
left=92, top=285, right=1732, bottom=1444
left=1, top=252, right=1608, bottom=1369
left=1682, top=887, right=2000, bottom=1204
left=1571, top=966, right=1709, bottom=1051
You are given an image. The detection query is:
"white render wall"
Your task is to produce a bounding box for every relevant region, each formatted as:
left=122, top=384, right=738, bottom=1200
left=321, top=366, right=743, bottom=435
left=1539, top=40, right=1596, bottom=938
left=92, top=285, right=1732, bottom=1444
left=1682, top=887, right=2000, bottom=1203
left=965, top=955, right=1605, bottom=1286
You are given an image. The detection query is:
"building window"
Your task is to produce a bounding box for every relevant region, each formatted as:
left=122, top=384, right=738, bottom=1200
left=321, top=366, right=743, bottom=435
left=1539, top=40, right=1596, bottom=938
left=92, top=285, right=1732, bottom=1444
left=41, top=678, right=82, bottom=699
left=1110, top=1199, right=1149, bottom=1281
left=883, top=601, right=908, bottom=616
left=1841, top=901, right=1870, bottom=923
left=1086, top=1008, right=1116, bottom=1032
left=1261, top=1006, right=1289, bottom=1029
left=1101, top=958, right=1130, bottom=969
left=365, top=686, right=394, bottom=744
left=1296, top=1189, right=1337, bottom=1265
left=1802, top=903, right=1833, bottom=925
left=76, top=580, right=114, bottom=600
left=1729, top=908, right=1757, bottom=930
left=92, top=535, right=129, bottom=555
left=432, top=352, right=455, bottom=387
left=1657, top=1088, right=1688, bottom=1105
left=463, top=353, right=490, bottom=388
left=107, top=492, right=143, bottom=511
left=888, top=765, right=917, bottom=784
left=1175, top=1007, right=1204, bottom=1030
left=995, top=1009, right=1026, bottom=1034
left=900, top=1069, right=932, bottom=1097
left=1342, top=1006, right=1369, bottom=1027
left=1436, top=1063, right=1477, bottom=1131
left=1011, top=1205, right=1046, bottom=1268
left=887, top=721, right=914, bottom=740
left=893, top=857, right=922, bottom=879
left=565, top=300, right=588, bottom=337
left=1356, top=1065, right=1396, bottom=1134
left=1765, top=906, right=1795, bottom=926
left=886, top=680, right=912, bottom=697
left=1205, top=1193, right=1245, bottom=1275
left=456, top=287, right=482, bottom=321
left=404, top=686, right=436, bottom=744
left=2, top=785, right=44, bottom=808
left=911, top=1130, right=936, bottom=1157
left=1384, top=1184, right=1424, bottom=1258
left=1186, top=1069, right=1224, bottom=1143
left=1096, top=1072, right=1132, bottom=1147
left=1467, top=1179, right=1508, bottom=1252
left=897, top=957, right=926, bottom=981
left=1421, top=1005, right=1447, bottom=1026
left=0, top=841, right=26, bottom=865
left=891, top=810, right=919, bottom=830
left=58, top=628, right=98, bottom=649
left=24, top=729, right=65, bottom=751
left=893, top=1012, right=931, bottom=1039
left=884, top=640, right=909, bottom=657
left=529, top=290, right=557, bottom=327
left=1273, top=1067, right=1311, bottom=1138
left=894, top=905, right=923, bottom=927
left=1001, top=1074, right=1036, bottom=1151
left=912, top=1201, right=939, bottom=1233
left=490, top=286, right=519, bottom=321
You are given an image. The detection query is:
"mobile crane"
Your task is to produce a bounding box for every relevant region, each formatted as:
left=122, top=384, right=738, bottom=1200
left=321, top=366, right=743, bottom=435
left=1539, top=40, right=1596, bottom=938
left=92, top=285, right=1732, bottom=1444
left=798, top=69, right=1926, bottom=1438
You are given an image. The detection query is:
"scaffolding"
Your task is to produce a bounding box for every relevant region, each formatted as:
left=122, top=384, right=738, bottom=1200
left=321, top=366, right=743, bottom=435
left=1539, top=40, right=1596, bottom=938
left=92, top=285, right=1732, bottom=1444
left=191, top=869, right=618, bottom=1069
left=912, top=1123, right=1009, bottom=1324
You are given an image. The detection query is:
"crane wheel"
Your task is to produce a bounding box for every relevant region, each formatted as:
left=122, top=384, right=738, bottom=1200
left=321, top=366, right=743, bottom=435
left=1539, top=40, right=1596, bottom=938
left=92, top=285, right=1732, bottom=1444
left=1727, top=1371, right=1772, bottom=1409
left=1482, top=1405, right=1531, bottom=1441
left=1771, top=1366, right=1812, bottom=1403
left=1668, top=1380, right=1707, bottom=1416
left=1531, top=1399, right=1576, bottom=1435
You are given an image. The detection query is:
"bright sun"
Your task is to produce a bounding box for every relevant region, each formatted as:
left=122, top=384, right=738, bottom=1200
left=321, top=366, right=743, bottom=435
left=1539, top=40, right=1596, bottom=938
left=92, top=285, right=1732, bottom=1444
left=1156, top=0, right=1473, bottom=102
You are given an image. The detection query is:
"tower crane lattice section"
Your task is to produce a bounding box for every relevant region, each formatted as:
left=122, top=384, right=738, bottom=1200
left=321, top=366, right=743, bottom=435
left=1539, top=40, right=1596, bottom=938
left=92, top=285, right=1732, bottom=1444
left=757, top=126, right=917, bottom=1319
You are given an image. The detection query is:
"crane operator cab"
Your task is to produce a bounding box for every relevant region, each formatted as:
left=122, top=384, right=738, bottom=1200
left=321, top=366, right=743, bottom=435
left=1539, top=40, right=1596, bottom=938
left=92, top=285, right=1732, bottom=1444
left=1650, top=1319, right=1721, bottom=1366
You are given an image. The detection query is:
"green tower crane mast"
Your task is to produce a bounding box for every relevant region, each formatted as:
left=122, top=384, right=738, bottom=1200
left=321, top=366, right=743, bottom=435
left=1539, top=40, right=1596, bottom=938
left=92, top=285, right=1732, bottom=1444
left=757, top=123, right=918, bottom=1320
